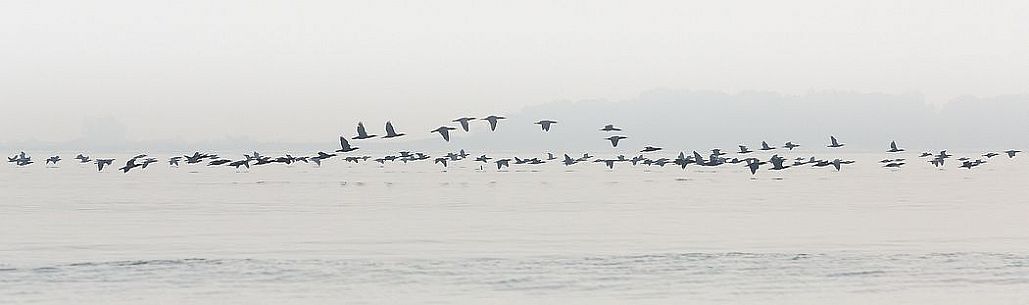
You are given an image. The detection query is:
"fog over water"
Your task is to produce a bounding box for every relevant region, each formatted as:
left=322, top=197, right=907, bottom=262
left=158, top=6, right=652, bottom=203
left=3, top=0, right=1029, bottom=144
left=4, top=90, right=1029, bottom=153
left=3, top=1, right=1029, bottom=304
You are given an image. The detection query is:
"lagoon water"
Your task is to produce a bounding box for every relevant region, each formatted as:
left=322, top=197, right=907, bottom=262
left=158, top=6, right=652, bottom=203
left=2, top=152, right=1029, bottom=304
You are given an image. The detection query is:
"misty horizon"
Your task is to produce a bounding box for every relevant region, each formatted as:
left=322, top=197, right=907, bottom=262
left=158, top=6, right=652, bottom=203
left=5, top=1, right=1029, bottom=304
left=2, top=89, right=1027, bottom=153
left=4, top=0, right=1029, bottom=146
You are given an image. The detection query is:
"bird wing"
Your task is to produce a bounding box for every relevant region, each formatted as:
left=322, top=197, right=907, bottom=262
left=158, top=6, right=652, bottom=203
left=339, top=136, right=350, bottom=149
left=357, top=122, right=367, bottom=136
left=455, top=119, right=471, bottom=131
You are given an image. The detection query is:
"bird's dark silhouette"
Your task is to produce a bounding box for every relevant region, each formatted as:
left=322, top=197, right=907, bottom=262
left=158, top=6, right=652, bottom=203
left=352, top=122, right=377, bottom=139
left=453, top=117, right=475, bottom=132
left=336, top=136, right=359, bottom=153
left=383, top=121, right=405, bottom=138
left=605, top=136, right=627, bottom=147
left=535, top=120, right=557, bottom=132
left=431, top=126, right=457, bottom=142
left=482, top=115, right=506, bottom=131
left=827, top=136, right=845, bottom=148
left=888, top=141, right=905, bottom=153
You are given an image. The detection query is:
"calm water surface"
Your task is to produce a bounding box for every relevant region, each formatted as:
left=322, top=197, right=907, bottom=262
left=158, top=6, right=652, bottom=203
left=2, top=152, right=1028, bottom=304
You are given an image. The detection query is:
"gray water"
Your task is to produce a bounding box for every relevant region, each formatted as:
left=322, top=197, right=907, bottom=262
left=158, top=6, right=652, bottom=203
left=2, top=153, right=1029, bottom=304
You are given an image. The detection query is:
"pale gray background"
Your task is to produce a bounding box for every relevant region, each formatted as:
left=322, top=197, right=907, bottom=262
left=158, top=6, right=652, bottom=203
left=2, top=0, right=1028, bottom=150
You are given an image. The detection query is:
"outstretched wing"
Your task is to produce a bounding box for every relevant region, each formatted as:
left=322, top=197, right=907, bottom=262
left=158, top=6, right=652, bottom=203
left=356, top=122, right=368, bottom=137
left=441, top=129, right=451, bottom=142
left=340, top=136, right=351, bottom=149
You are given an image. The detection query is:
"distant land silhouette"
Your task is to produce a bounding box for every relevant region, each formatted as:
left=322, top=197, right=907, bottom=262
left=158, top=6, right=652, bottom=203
left=416, top=90, right=1029, bottom=152
left=2, top=90, right=1028, bottom=153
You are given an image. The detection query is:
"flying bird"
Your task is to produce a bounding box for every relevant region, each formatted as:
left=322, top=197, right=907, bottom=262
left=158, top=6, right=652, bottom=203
left=888, top=141, right=905, bottom=153
left=431, top=126, right=457, bottom=142
left=495, top=159, right=511, bottom=170
left=827, top=136, right=845, bottom=148
left=95, top=159, right=114, bottom=172
left=605, top=136, right=627, bottom=147
left=45, top=155, right=61, bottom=165
left=562, top=154, right=578, bottom=166
left=383, top=121, right=405, bottom=138
left=336, top=136, right=359, bottom=153
left=784, top=142, right=800, bottom=150
left=673, top=152, right=692, bottom=169
left=352, top=122, right=377, bottom=139
left=745, top=159, right=762, bottom=175
left=119, top=158, right=141, bottom=173
left=600, top=124, right=622, bottom=132
left=229, top=159, right=251, bottom=169
left=535, top=120, right=557, bottom=132
left=768, top=155, right=790, bottom=170
left=453, top=117, right=475, bottom=132
left=140, top=158, right=159, bottom=169
left=482, top=115, right=506, bottom=131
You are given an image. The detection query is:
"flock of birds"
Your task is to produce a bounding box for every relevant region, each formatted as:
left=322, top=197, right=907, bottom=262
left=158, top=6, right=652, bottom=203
left=4, top=115, right=1024, bottom=175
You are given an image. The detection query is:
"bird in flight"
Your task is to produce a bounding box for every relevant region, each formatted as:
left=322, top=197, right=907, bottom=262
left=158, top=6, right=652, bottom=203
left=383, top=121, right=405, bottom=138
left=482, top=115, right=506, bottom=131
left=75, top=154, right=91, bottom=163
left=431, top=126, right=458, bottom=142
left=535, top=120, right=557, bottom=132
left=827, top=136, right=845, bottom=148
left=888, top=141, right=905, bottom=153
left=605, top=136, right=628, bottom=147
left=453, top=117, right=475, bottom=132
left=336, top=136, right=359, bottom=153
left=95, top=159, right=114, bottom=172
left=352, top=122, right=377, bottom=140
left=45, top=155, right=61, bottom=165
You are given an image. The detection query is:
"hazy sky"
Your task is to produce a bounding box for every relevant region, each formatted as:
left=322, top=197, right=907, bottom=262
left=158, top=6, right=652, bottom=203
left=2, top=0, right=1028, bottom=143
